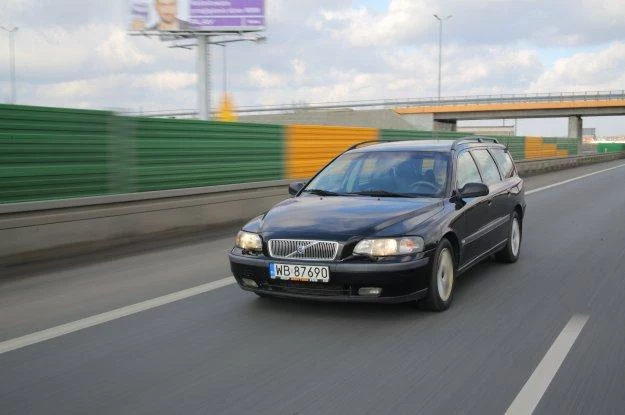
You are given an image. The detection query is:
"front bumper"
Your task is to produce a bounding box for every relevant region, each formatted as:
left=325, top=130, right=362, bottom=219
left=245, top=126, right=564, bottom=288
left=229, top=251, right=433, bottom=303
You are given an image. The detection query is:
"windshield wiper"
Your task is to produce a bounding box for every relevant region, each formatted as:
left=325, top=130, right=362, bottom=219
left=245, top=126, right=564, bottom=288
left=350, top=190, right=412, bottom=198
left=303, top=188, right=342, bottom=196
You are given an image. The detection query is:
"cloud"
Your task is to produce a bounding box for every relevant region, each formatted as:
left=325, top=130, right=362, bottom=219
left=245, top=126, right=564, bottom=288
left=268, top=0, right=352, bottom=24
left=95, top=29, right=153, bottom=69
left=133, top=71, right=196, bottom=90
left=530, top=41, right=625, bottom=91
left=0, top=25, right=174, bottom=83
left=37, top=79, right=97, bottom=99
left=291, top=59, right=306, bottom=78
left=248, top=67, right=285, bottom=88
left=317, top=0, right=435, bottom=47
left=16, top=71, right=196, bottom=111
left=315, top=0, right=625, bottom=48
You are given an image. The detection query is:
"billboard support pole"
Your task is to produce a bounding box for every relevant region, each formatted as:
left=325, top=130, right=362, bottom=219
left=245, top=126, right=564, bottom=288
left=197, top=35, right=211, bottom=121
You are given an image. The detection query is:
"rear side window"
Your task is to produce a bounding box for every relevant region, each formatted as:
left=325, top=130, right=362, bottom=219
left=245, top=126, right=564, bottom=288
left=456, top=151, right=482, bottom=189
left=490, top=148, right=515, bottom=179
left=472, top=149, right=502, bottom=185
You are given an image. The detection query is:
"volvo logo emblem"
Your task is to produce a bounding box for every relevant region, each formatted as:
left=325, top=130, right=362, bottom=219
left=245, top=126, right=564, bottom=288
left=285, top=241, right=321, bottom=258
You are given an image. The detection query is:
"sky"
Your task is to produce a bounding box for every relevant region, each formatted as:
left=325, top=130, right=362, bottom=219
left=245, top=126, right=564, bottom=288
left=1, top=0, right=624, bottom=137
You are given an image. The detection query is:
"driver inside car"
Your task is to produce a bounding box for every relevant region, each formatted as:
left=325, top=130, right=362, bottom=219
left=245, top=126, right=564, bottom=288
left=432, top=158, right=448, bottom=189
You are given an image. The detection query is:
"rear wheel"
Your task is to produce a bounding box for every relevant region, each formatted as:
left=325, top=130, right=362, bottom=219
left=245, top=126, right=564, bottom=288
left=495, top=211, right=522, bottom=263
left=418, top=239, right=456, bottom=311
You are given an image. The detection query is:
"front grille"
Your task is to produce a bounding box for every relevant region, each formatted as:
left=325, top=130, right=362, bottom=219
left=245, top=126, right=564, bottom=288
left=268, top=239, right=339, bottom=261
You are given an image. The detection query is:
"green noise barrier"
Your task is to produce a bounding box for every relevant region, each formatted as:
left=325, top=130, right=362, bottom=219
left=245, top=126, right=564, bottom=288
left=0, top=103, right=587, bottom=204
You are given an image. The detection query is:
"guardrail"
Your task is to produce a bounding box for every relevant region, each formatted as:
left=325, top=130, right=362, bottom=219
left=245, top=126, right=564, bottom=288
left=1, top=152, right=623, bottom=268
left=0, top=180, right=291, bottom=266
left=516, top=152, right=625, bottom=176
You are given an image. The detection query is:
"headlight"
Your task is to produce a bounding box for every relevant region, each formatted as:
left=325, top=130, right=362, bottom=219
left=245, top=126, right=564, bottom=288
left=235, top=231, right=263, bottom=252
left=353, top=237, right=424, bottom=257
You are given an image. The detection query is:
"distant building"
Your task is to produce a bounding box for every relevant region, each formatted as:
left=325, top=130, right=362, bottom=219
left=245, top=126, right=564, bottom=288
left=596, top=135, right=625, bottom=142
left=582, top=127, right=596, bottom=143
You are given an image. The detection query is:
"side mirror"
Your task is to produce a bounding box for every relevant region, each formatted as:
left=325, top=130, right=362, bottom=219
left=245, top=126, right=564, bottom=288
left=288, top=181, right=306, bottom=196
left=459, top=182, right=489, bottom=198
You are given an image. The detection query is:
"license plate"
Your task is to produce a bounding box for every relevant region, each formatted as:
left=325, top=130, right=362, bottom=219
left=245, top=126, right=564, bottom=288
left=269, top=263, right=330, bottom=283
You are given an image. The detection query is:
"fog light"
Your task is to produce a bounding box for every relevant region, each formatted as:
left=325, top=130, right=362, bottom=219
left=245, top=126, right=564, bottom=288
left=242, top=278, right=258, bottom=288
left=358, top=287, right=382, bottom=297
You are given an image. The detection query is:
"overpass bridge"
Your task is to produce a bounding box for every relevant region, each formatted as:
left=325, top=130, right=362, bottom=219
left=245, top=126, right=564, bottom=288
left=393, top=92, right=625, bottom=139
left=137, top=90, right=625, bottom=140
left=136, top=90, right=625, bottom=116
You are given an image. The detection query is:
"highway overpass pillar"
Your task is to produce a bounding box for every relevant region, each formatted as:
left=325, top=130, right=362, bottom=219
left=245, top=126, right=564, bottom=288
left=568, top=115, right=582, bottom=138
left=568, top=115, right=583, bottom=153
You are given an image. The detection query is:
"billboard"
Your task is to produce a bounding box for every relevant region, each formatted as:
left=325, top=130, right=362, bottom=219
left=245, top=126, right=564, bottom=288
left=129, top=0, right=265, bottom=33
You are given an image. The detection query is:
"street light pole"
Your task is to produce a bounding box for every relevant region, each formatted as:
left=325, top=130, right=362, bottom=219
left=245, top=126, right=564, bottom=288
left=433, top=14, right=451, bottom=101
left=1, top=26, right=18, bottom=104
left=215, top=43, right=227, bottom=96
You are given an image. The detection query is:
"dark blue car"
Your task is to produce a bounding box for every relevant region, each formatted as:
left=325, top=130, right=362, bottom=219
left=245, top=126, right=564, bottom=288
left=229, top=138, right=526, bottom=311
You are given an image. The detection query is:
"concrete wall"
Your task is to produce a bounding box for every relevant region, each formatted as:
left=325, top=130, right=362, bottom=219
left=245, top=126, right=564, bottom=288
left=516, top=151, right=624, bottom=176
left=401, top=113, right=434, bottom=130
left=0, top=182, right=290, bottom=266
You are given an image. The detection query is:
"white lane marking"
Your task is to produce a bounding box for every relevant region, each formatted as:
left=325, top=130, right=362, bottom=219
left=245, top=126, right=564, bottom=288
left=0, top=277, right=236, bottom=355
left=526, top=162, right=625, bottom=195
left=505, top=315, right=589, bottom=415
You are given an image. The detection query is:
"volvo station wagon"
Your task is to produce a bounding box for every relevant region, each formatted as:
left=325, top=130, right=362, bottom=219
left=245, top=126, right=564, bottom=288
left=229, top=138, right=526, bottom=311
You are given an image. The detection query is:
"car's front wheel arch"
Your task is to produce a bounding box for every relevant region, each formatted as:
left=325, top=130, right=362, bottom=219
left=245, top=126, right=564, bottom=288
left=417, top=237, right=457, bottom=311
left=441, top=231, right=460, bottom=268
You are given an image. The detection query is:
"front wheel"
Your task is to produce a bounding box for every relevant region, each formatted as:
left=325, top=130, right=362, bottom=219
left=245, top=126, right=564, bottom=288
left=495, top=212, right=522, bottom=263
left=418, top=239, right=456, bottom=311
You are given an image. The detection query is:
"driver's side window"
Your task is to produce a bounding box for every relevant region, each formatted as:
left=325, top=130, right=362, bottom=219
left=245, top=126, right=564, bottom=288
left=456, top=151, right=483, bottom=190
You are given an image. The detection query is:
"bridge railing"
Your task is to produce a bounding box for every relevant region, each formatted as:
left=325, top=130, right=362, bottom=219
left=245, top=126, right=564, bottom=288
left=131, top=90, right=625, bottom=117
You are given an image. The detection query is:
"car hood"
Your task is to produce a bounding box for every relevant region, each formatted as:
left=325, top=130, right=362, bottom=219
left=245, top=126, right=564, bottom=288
left=246, top=195, right=443, bottom=242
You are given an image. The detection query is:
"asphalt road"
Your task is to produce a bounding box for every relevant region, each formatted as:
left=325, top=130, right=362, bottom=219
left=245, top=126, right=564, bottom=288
left=1, top=159, right=625, bottom=414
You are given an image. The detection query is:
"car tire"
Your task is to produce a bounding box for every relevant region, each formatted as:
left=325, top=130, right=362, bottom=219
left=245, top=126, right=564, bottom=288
left=495, top=211, right=522, bottom=263
left=418, top=239, right=456, bottom=311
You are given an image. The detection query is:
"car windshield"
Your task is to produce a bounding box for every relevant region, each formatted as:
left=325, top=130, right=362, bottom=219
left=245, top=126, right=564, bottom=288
left=304, top=150, right=450, bottom=198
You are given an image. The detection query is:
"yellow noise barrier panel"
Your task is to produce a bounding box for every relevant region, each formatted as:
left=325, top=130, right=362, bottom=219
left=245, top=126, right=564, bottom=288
left=524, top=137, right=565, bottom=159
left=286, top=125, right=378, bottom=179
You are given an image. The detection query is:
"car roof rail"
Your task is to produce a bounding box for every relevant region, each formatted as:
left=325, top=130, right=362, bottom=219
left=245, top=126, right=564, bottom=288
left=452, top=136, right=500, bottom=150
left=346, top=140, right=397, bottom=151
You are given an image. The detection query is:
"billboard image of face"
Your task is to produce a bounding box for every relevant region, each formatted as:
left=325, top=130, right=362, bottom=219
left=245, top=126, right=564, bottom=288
left=129, top=0, right=265, bottom=33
